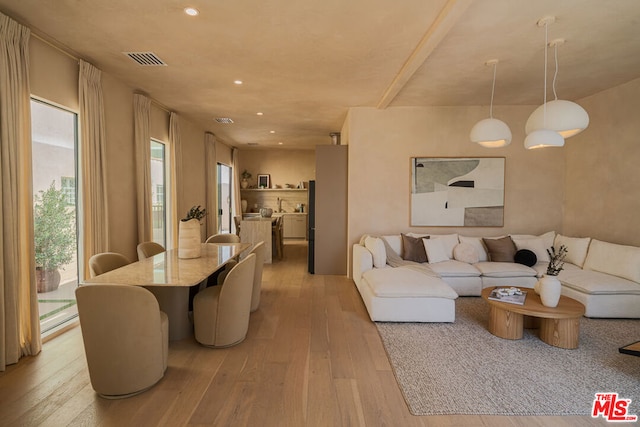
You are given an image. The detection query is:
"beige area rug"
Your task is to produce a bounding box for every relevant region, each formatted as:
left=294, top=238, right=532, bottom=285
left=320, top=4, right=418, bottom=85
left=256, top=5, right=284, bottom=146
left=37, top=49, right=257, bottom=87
left=376, top=297, right=640, bottom=416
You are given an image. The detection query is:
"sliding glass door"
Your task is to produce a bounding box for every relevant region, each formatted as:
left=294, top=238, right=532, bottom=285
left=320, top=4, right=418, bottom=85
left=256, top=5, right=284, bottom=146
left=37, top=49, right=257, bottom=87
left=31, top=99, right=79, bottom=337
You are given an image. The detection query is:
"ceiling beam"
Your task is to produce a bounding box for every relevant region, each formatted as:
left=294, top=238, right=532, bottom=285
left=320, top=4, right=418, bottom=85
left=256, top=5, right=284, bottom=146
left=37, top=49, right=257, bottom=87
left=376, top=0, right=473, bottom=109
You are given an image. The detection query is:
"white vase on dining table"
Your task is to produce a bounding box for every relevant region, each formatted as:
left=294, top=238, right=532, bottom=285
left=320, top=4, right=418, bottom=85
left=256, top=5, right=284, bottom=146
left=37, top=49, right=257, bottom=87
left=178, top=218, right=201, bottom=259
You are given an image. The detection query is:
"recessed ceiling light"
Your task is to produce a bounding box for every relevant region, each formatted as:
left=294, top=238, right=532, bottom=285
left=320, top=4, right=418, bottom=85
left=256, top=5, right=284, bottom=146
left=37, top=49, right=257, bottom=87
left=278, top=142, right=283, bottom=145
left=270, top=130, right=275, bottom=134
left=184, top=7, right=199, bottom=16
left=256, top=112, right=264, bottom=116
left=234, top=80, right=243, bottom=85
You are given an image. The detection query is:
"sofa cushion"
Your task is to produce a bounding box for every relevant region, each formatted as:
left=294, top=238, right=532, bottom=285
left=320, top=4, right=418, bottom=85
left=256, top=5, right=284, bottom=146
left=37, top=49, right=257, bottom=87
left=511, top=237, right=549, bottom=262
left=428, top=234, right=459, bottom=259
left=583, top=239, right=640, bottom=283
left=382, top=235, right=402, bottom=257
left=362, top=267, right=458, bottom=299
left=554, top=234, right=591, bottom=268
left=459, top=235, right=490, bottom=262
left=364, top=236, right=387, bottom=269
left=401, top=234, right=428, bottom=263
left=559, top=268, right=640, bottom=295
left=453, top=242, right=480, bottom=264
left=510, top=231, right=556, bottom=251
left=428, top=260, right=481, bottom=278
left=474, top=261, right=537, bottom=278
left=483, top=236, right=516, bottom=262
left=424, top=238, right=449, bottom=263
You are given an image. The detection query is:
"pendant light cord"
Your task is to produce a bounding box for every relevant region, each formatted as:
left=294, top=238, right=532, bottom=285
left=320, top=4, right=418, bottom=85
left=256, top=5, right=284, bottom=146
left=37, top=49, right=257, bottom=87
left=552, top=43, right=559, bottom=100
left=489, top=62, right=497, bottom=119
left=543, top=21, right=549, bottom=127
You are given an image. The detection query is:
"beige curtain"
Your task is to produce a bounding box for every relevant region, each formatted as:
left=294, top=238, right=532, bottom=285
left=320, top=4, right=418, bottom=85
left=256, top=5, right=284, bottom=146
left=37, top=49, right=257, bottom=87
left=79, top=60, right=109, bottom=278
left=0, top=12, right=41, bottom=371
left=134, top=94, right=152, bottom=243
left=168, top=112, right=182, bottom=248
left=231, top=148, right=242, bottom=223
left=204, top=132, right=217, bottom=237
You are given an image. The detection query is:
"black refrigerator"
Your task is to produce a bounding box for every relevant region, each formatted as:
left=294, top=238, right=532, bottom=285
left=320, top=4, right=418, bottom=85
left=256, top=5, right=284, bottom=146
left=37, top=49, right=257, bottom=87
left=307, top=180, right=315, bottom=273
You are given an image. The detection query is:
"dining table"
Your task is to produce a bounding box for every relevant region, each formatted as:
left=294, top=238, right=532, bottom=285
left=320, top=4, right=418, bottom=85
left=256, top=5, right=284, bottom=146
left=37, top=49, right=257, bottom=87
left=83, top=242, right=250, bottom=340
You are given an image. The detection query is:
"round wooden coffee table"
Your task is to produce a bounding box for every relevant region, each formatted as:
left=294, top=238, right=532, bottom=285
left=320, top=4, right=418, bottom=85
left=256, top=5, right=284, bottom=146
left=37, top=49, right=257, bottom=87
left=481, top=287, right=585, bottom=349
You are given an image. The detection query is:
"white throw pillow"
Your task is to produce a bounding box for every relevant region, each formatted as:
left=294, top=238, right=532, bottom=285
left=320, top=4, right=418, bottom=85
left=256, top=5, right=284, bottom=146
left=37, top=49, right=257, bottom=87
left=511, top=231, right=555, bottom=252
left=382, top=235, right=402, bottom=257
left=554, top=234, right=591, bottom=268
left=511, top=237, right=550, bottom=263
left=453, top=242, right=480, bottom=264
left=423, top=238, right=449, bottom=263
left=364, top=236, right=387, bottom=268
left=428, top=234, right=459, bottom=259
left=459, top=236, right=489, bottom=262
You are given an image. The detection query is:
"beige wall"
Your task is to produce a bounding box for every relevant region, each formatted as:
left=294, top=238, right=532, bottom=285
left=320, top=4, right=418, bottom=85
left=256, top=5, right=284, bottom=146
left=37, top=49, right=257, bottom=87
left=346, top=106, right=565, bottom=249
left=238, top=149, right=315, bottom=189
left=563, top=77, right=640, bottom=247
left=29, top=37, right=216, bottom=262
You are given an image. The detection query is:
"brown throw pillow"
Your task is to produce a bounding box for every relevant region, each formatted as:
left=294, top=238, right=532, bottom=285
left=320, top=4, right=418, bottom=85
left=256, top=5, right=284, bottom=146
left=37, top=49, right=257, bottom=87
left=482, top=236, right=516, bottom=262
left=401, top=234, right=429, bottom=263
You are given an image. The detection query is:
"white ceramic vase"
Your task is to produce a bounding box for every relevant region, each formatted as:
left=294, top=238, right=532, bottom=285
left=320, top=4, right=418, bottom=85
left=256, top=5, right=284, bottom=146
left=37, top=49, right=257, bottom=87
left=241, top=199, right=248, bottom=213
left=537, top=275, right=561, bottom=307
left=178, top=218, right=201, bottom=259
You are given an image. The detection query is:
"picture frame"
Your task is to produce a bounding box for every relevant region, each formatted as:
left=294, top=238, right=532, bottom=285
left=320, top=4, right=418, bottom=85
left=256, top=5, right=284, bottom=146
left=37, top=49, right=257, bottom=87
left=257, top=174, right=270, bottom=189
left=410, top=157, right=505, bottom=227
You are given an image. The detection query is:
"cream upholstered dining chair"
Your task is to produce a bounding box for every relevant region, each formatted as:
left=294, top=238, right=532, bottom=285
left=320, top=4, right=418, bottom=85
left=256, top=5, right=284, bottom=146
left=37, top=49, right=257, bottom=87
left=75, top=284, right=169, bottom=398
left=205, top=233, right=241, bottom=243
left=88, top=252, right=130, bottom=278
left=193, top=253, right=256, bottom=347
left=137, top=241, right=165, bottom=260
left=249, top=241, right=265, bottom=312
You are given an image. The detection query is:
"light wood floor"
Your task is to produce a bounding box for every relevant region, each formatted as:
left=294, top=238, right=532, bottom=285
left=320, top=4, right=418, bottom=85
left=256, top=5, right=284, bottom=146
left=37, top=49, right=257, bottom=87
left=0, top=242, right=608, bottom=426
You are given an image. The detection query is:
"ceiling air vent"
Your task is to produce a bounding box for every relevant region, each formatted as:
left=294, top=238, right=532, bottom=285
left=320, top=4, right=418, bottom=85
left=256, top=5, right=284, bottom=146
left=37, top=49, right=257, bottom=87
left=214, top=117, right=234, bottom=124
left=123, top=52, right=167, bottom=66
left=247, top=142, right=259, bottom=146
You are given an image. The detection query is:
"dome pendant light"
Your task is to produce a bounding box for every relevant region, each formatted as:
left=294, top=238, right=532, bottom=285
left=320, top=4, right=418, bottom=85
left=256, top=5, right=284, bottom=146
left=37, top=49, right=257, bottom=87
left=524, top=16, right=564, bottom=149
left=525, top=39, right=589, bottom=138
left=470, top=59, right=512, bottom=148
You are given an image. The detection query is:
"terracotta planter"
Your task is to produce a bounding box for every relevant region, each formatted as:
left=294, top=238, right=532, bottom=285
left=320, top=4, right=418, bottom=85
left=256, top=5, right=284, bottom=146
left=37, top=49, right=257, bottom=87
left=36, top=268, right=61, bottom=293
left=178, top=219, right=202, bottom=259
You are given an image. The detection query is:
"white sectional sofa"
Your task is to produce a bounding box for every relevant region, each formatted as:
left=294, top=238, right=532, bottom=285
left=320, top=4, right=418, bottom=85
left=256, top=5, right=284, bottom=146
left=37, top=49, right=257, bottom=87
left=353, top=232, right=640, bottom=322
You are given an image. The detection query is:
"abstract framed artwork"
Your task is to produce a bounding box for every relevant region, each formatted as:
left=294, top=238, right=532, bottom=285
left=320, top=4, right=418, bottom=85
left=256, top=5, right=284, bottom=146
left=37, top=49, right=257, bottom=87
left=410, top=157, right=505, bottom=227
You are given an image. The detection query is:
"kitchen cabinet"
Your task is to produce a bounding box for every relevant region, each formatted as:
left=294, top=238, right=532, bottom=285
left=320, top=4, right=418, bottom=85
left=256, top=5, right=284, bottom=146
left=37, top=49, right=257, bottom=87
left=283, top=214, right=307, bottom=239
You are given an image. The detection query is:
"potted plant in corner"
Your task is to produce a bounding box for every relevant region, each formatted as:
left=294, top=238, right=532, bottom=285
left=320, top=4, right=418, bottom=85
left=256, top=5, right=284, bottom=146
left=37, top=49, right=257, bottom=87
left=178, top=205, right=207, bottom=259
left=241, top=170, right=251, bottom=189
left=534, top=245, right=568, bottom=307
left=34, top=182, right=76, bottom=293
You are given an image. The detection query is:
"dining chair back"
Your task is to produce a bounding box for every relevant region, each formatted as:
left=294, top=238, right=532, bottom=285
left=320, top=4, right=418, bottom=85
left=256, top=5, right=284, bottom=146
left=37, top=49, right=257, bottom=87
left=88, top=252, right=130, bottom=278
left=136, top=241, right=165, bottom=260
left=249, top=241, right=265, bottom=312
left=76, top=284, right=168, bottom=398
left=193, top=253, right=256, bottom=347
left=205, top=233, right=241, bottom=243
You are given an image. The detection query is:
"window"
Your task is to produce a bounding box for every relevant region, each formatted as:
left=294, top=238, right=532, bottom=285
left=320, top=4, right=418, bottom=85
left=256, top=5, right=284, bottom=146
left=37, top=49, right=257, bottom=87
left=217, top=163, right=233, bottom=233
left=31, top=99, right=79, bottom=337
left=150, top=139, right=168, bottom=246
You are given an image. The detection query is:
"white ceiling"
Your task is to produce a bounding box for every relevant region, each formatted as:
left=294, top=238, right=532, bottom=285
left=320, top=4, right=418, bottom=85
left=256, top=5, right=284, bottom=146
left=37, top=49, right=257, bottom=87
left=2, top=0, right=640, bottom=149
